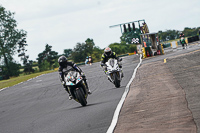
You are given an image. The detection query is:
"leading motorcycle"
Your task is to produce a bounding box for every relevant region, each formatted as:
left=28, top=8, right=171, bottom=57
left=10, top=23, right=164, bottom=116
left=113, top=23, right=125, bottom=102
left=105, top=58, right=123, bottom=88
left=64, top=70, right=88, bottom=106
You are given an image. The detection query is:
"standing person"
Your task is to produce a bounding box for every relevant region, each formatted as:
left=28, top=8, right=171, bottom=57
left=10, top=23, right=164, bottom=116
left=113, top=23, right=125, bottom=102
left=143, top=40, right=147, bottom=47
left=88, top=56, right=92, bottom=65
left=58, top=56, right=91, bottom=100
left=85, top=56, right=89, bottom=65
left=100, top=47, right=123, bottom=77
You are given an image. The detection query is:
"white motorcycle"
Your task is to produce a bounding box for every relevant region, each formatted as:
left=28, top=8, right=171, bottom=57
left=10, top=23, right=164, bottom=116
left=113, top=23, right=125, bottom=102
left=105, top=58, right=123, bottom=88
left=64, top=70, right=88, bottom=106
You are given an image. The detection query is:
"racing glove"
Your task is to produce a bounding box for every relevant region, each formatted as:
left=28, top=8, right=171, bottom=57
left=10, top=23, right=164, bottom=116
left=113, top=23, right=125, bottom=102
left=101, top=63, right=106, bottom=67
left=62, top=81, right=65, bottom=85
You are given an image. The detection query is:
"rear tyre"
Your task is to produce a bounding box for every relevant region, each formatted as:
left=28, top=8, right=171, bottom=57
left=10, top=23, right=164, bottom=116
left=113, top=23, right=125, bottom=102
left=76, top=88, right=87, bottom=106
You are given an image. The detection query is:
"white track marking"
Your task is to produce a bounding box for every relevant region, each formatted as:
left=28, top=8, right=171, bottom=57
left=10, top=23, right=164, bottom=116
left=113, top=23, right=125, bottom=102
left=106, top=54, right=142, bottom=133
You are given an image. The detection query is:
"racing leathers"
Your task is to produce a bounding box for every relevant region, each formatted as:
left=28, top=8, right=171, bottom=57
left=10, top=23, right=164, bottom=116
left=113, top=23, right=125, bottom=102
left=58, top=62, right=91, bottom=96
left=179, top=33, right=187, bottom=48
left=100, top=52, right=122, bottom=73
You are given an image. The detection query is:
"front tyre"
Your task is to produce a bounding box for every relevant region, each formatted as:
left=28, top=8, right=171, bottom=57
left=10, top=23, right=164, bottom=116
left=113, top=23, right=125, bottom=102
left=76, top=88, right=87, bottom=106
left=113, top=72, right=120, bottom=88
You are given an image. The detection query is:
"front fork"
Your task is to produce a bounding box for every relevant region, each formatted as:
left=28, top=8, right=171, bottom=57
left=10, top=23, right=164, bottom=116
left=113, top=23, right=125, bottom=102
left=107, top=73, right=113, bottom=82
left=107, top=71, right=122, bottom=82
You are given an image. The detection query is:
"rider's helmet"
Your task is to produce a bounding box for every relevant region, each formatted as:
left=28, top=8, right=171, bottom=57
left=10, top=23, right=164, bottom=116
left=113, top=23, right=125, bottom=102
left=58, top=55, right=68, bottom=67
left=104, top=47, right=112, bottom=56
left=180, top=32, right=184, bottom=37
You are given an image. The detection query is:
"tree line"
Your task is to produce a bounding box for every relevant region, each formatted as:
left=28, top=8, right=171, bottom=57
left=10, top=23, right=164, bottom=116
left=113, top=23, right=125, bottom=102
left=158, top=27, right=200, bottom=42
left=0, top=5, right=199, bottom=80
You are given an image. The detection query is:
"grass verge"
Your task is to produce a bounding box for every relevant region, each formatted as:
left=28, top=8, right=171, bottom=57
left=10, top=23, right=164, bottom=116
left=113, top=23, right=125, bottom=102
left=0, top=70, right=57, bottom=90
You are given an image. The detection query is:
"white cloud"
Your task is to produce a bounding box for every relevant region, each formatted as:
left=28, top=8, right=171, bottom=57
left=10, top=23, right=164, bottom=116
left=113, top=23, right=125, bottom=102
left=1, top=0, right=200, bottom=63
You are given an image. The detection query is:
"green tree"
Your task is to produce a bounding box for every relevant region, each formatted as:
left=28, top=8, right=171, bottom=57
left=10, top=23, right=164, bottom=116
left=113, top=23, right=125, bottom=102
left=23, top=60, right=35, bottom=74
left=37, top=44, right=58, bottom=71
left=107, top=41, right=137, bottom=55
left=71, top=42, right=87, bottom=63
left=18, top=38, right=28, bottom=65
left=109, top=43, right=122, bottom=54
left=158, top=27, right=200, bottom=43
left=63, top=49, right=72, bottom=58
left=91, top=46, right=103, bottom=62
left=17, top=38, right=34, bottom=74
left=0, top=6, right=27, bottom=78
left=120, top=28, right=141, bottom=44
left=183, top=27, right=200, bottom=37
left=85, top=38, right=95, bottom=55
left=158, top=30, right=178, bottom=42
left=128, top=44, right=137, bottom=53
left=1, top=61, right=21, bottom=77
left=109, top=42, right=131, bottom=55
left=71, top=38, right=96, bottom=63
left=158, top=30, right=167, bottom=42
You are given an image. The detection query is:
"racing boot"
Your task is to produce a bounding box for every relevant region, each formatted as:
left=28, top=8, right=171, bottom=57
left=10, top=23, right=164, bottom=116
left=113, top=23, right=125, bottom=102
left=107, top=75, right=112, bottom=82
left=85, top=81, right=92, bottom=95
left=82, top=78, right=92, bottom=95
left=69, top=94, right=73, bottom=100
left=121, top=71, right=124, bottom=78
left=80, top=73, right=92, bottom=95
left=88, top=89, right=92, bottom=95
left=65, top=87, right=73, bottom=100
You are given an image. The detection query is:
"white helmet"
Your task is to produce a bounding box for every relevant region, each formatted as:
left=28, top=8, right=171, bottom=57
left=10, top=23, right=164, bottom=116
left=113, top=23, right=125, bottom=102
left=104, top=47, right=112, bottom=56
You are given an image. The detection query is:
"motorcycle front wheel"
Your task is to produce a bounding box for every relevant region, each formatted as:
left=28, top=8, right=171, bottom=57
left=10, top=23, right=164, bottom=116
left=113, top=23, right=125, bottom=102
left=75, top=88, right=87, bottom=106
left=113, top=72, right=120, bottom=88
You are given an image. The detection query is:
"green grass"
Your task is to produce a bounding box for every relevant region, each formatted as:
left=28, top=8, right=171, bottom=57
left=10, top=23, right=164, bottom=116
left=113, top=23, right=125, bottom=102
left=0, top=70, right=57, bottom=90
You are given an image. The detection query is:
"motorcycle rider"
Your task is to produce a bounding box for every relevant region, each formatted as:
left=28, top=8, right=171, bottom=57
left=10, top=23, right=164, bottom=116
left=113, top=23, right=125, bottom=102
left=179, top=32, right=185, bottom=37
left=179, top=32, right=187, bottom=49
left=100, top=47, right=123, bottom=77
left=58, top=56, right=91, bottom=100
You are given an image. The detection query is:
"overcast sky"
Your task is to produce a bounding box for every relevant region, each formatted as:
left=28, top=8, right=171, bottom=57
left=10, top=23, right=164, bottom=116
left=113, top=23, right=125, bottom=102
left=1, top=0, right=200, bottom=62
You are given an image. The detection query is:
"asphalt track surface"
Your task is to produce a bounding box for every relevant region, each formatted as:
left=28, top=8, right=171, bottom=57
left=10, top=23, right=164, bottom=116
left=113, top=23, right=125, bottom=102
left=0, top=55, right=140, bottom=133
left=114, top=41, right=200, bottom=133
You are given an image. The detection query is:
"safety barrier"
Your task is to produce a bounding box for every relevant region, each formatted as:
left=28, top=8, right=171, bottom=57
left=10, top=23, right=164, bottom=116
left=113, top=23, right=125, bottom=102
left=142, top=44, right=164, bottom=58
left=187, top=36, right=199, bottom=43
left=157, top=44, right=164, bottom=55
left=54, top=68, right=59, bottom=71
left=128, top=52, right=136, bottom=55
left=162, top=43, right=171, bottom=48
left=118, top=54, right=129, bottom=57
left=142, top=47, right=147, bottom=58
left=142, top=47, right=153, bottom=58
left=164, top=36, right=199, bottom=49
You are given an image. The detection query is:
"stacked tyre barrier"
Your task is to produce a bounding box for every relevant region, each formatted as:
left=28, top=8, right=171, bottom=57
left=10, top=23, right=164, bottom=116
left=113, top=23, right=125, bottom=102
left=157, top=44, right=164, bottom=55
left=144, top=47, right=153, bottom=57
left=187, top=36, right=199, bottom=43
left=162, top=43, right=171, bottom=48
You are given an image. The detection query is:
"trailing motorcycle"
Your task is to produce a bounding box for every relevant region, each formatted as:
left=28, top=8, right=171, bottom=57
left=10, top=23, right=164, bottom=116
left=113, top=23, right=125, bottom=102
left=105, top=58, right=123, bottom=88
left=64, top=70, right=88, bottom=106
left=180, top=37, right=187, bottom=49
